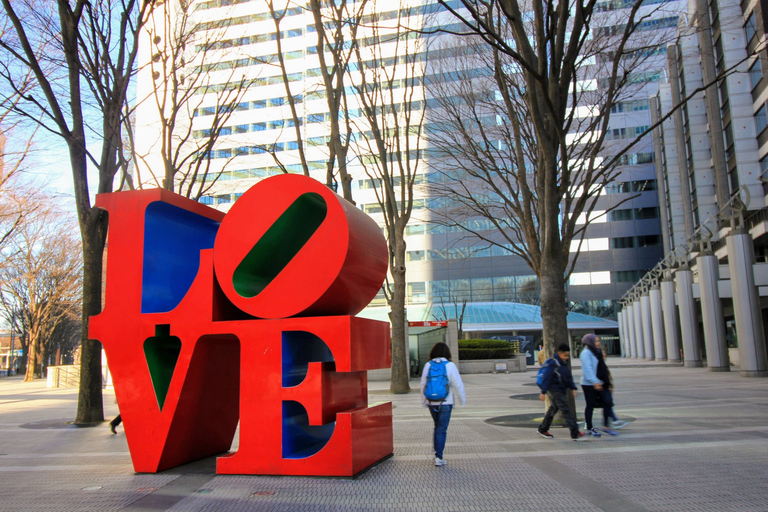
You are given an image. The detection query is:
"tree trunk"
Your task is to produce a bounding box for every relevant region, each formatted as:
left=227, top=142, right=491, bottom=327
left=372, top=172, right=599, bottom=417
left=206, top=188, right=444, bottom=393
left=23, top=340, right=36, bottom=382
left=388, top=239, right=410, bottom=393
left=539, top=257, right=579, bottom=423
left=74, top=214, right=107, bottom=424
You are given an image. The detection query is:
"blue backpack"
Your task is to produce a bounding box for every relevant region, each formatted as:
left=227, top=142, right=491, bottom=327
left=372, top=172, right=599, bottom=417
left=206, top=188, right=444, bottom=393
left=424, top=359, right=450, bottom=401
left=536, top=358, right=561, bottom=391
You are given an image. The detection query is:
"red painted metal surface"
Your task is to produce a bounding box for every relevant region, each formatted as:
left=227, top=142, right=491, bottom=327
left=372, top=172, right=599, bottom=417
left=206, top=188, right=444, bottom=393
left=89, top=175, right=392, bottom=476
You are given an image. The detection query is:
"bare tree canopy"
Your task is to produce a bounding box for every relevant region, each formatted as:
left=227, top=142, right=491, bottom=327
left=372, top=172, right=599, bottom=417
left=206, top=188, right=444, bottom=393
left=0, top=0, right=151, bottom=422
left=0, top=194, right=82, bottom=381
left=129, top=0, right=257, bottom=198
left=428, top=0, right=698, bottom=357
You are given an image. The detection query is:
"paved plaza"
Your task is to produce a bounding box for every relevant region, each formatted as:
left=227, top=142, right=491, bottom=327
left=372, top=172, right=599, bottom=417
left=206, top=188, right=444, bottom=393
left=0, top=361, right=766, bottom=511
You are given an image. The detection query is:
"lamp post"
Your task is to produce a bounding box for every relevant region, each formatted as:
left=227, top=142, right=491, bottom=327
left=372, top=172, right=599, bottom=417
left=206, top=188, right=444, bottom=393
left=8, top=311, right=15, bottom=376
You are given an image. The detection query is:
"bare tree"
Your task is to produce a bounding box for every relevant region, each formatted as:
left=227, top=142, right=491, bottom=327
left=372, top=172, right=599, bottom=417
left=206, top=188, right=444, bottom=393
left=0, top=197, right=82, bottom=381
left=129, top=0, right=255, bottom=198
left=351, top=1, right=428, bottom=392
left=266, top=0, right=364, bottom=201
left=0, top=0, right=151, bottom=422
left=428, top=0, right=681, bottom=359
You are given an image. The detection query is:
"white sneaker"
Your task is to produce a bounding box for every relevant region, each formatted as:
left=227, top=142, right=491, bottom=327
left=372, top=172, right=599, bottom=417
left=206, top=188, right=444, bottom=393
left=434, top=457, right=447, bottom=466
left=611, top=420, right=629, bottom=429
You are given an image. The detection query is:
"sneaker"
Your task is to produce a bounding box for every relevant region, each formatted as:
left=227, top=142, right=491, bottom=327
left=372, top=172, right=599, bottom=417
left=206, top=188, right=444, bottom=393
left=611, top=420, right=629, bottom=429
left=600, top=427, right=619, bottom=436
left=572, top=432, right=586, bottom=441
left=434, top=457, right=447, bottom=466
left=537, top=431, right=554, bottom=439
left=587, top=428, right=602, bottom=437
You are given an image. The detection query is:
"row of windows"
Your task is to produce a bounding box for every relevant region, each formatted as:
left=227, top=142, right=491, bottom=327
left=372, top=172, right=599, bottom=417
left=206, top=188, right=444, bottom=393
left=405, top=232, right=661, bottom=263
left=194, top=6, right=303, bottom=30
left=610, top=99, right=650, bottom=113
left=200, top=141, right=301, bottom=159
left=400, top=275, right=541, bottom=305
left=571, top=235, right=661, bottom=252
left=212, top=161, right=327, bottom=181
left=595, top=0, right=672, bottom=13
left=606, top=126, right=650, bottom=140
left=194, top=95, right=308, bottom=116
left=613, top=152, right=655, bottom=165
left=199, top=51, right=305, bottom=73
left=603, top=179, right=657, bottom=194
left=195, top=28, right=303, bottom=53
left=597, top=16, right=678, bottom=37
left=194, top=72, right=303, bottom=95
left=607, top=207, right=660, bottom=221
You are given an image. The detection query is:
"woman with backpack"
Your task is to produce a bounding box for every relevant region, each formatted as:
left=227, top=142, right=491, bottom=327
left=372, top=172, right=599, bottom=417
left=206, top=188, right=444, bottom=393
left=420, top=342, right=466, bottom=467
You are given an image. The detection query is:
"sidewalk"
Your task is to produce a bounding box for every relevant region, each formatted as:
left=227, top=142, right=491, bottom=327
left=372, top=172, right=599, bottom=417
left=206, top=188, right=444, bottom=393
left=0, top=360, right=766, bottom=511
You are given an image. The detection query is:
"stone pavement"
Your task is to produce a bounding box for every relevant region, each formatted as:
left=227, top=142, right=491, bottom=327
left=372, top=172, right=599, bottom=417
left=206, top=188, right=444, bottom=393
left=0, top=361, right=766, bottom=511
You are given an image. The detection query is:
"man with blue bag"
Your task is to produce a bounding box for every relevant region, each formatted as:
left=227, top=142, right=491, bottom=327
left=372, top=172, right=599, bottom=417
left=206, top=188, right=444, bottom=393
left=536, top=343, right=585, bottom=441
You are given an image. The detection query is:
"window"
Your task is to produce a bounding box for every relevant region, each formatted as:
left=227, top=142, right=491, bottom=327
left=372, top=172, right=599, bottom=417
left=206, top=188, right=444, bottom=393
left=608, top=209, right=633, bottom=221
left=605, top=182, right=631, bottom=194
left=252, top=122, right=266, bottom=131
left=234, top=124, right=249, bottom=134
left=746, top=11, right=758, bottom=43
left=252, top=100, right=267, bottom=109
left=634, top=207, right=659, bottom=219
left=406, top=224, right=426, bottom=235
left=637, top=235, right=661, bottom=247
left=631, top=179, right=657, bottom=192
left=611, top=237, right=635, bottom=249
left=750, top=60, right=763, bottom=91
left=406, top=250, right=425, bottom=262
left=286, top=141, right=301, bottom=150
left=756, top=103, right=767, bottom=134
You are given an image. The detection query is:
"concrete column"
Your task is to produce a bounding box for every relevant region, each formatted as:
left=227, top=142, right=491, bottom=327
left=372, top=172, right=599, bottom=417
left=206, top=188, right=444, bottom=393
left=661, top=278, right=682, bottom=362
left=650, top=96, right=672, bottom=255
left=617, top=311, right=626, bottom=357
left=726, top=231, right=768, bottom=377
left=626, top=303, right=637, bottom=358
left=676, top=268, right=703, bottom=367
left=633, top=299, right=646, bottom=359
left=622, top=310, right=631, bottom=357
left=667, top=45, right=695, bottom=239
left=640, top=293, right=655, bottom=360
left=697, top=254, right=729, bottom=371
left=649, top=285, right=667, bottom=361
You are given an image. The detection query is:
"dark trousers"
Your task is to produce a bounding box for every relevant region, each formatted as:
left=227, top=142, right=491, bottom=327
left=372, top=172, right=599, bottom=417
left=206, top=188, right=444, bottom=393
left=538, top=390, right=580, bottom=438
left=582, top=385, right=614, bottom=429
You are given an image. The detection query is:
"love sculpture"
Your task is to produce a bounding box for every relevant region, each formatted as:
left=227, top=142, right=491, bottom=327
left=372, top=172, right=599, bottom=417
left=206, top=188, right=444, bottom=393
left=89, top=174, right=393, bottom=476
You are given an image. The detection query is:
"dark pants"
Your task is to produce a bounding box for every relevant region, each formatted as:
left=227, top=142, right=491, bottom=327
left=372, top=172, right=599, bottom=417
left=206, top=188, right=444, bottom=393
left=582, top=385, right=614, bottom=429
left=538, top=391, right=580, bottom=439
left=429, top=404, right=453, bottom=459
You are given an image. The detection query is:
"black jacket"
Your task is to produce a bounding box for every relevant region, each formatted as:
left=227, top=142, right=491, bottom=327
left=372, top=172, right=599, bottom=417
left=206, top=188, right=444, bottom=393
left=540, top=354, right=577, bottom=394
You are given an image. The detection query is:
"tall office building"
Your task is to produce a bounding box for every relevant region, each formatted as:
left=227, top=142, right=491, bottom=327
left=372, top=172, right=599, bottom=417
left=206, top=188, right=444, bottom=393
left=134, top=0, right=681, bottom=332
left=619, top=0, right=768, bottom=375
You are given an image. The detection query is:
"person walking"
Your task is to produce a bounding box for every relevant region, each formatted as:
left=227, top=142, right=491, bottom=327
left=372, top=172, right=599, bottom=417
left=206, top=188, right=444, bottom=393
left=537, top=343, right=585, bottom=441
left=602, top=350, right=629, bottom=429
left=537, top=344, right=546, bottom=366
left=420, top=342, right=466, bottom=466
left=580, top=334, right=617, bottom=436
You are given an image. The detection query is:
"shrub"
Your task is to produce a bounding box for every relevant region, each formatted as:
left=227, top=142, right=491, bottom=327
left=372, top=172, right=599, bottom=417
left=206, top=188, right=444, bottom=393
left=458, top=339, right=513, bottom=360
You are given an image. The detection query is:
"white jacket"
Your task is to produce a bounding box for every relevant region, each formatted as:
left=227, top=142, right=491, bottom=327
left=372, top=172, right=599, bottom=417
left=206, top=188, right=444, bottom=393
left=420, top=358, right=466, bottom=407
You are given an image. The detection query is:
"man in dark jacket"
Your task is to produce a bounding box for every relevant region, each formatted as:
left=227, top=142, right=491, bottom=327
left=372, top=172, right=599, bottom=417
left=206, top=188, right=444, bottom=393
left=537, top=343, right=584, bottom=440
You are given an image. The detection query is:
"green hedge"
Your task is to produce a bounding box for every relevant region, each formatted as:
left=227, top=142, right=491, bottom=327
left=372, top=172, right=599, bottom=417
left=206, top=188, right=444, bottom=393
left=458, top=339, right=513, bottom=360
